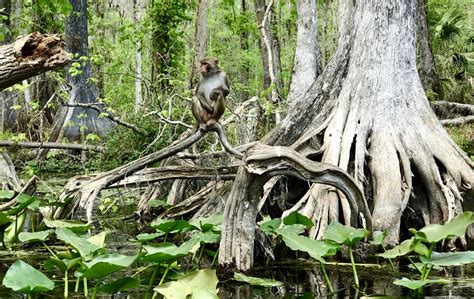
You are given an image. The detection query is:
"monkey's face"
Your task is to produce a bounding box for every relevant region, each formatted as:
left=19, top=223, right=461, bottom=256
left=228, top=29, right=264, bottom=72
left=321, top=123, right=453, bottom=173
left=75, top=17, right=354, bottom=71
left=200, top=58, right=219, bottom=75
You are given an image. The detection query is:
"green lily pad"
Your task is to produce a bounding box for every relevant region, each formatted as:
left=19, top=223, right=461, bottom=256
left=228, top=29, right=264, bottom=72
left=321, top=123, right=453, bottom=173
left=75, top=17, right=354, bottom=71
left=412, top=212, right=474, bottom=243
left=154, top=269, right=218, bottom=298
left=276, top=226, right=339, bottom=262
left=98, top=277, right=140, bottom=294
left=258, top=217, right=282, bottom=235
left=143, top=240, right=198, bottom=263
left=324, top=221, right=368, bottom=246
left=135, top=232, right=165, bottom=242
left=44, top=257, right=81, bottom=272
left=193, top=231, right=221, bottom=244
left=88, top=231, right=107, bottom=247
left=55, top=227, right=100, bottom=258
left=82, top=254, right=137, bottom=278
left=190, top=214, right=223, bottom=232
left=234, top=272, right=283, bottom=287
left=393, top=277, right=449, bottom=290
left=425, top=251, right=474, bottom=266
left=0, top=211, right=13, bottom=226
left=283, top=212, right=314, bottom=229
left=3, top=260, right=55, bottom=293
left=44, top=219, right=90, bottom=233
left=151, top=218, right=194, bottom=234
left=377, top=238, right=415, bottom=259
left=19, top=230, right=53, bottom=243
left=369, top=231, right=386, bottom=245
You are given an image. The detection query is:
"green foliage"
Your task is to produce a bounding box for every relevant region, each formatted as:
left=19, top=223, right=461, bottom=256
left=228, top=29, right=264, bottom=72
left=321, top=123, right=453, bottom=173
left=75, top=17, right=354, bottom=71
left=3, top=260, right=55, bottom=294
left=234, top=272, right=283, bottom=287
left=154, top=269, right=219, bottom=299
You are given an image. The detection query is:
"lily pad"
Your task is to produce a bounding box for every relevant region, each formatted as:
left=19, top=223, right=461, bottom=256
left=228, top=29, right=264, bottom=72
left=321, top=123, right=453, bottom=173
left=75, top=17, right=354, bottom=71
left=324, top=221, right=368, bottom=246
left=412, top=212, right=474, bottom=243
left=3, top=260, right=55, bottom=293
left=55, top=227, right=100, bottom=258
left=234, top=272, right=283, bottom=287
left=82, top=254, right=137, bottom=278
left=276, top=227, right=339, bottom=262
left=135, top=232, right=165, bottom=242
left=151, top=218, right=194, bottom=234
left=377, top=238, right=415, bottom=259
left=19, top=230, right=53, bottom=243
left=393, top=277, right=449, bottom=290
left=283, top=212, right=314, bottom=229
left=143, top=240, right=198, bottom=263
left=154, top=269, right=218, bottom=299
left=44, top=257, right=81, bottom=272
left=190, top=214, right=223, bottom=232
left=258, top=217, right=282, bottom=235
left=44, top=219, right=90, bottom=233
left=425, top=251, right=474, bottom=266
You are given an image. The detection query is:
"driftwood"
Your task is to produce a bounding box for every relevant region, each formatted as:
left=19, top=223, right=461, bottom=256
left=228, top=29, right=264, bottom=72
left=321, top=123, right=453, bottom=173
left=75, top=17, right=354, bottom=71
left=56, top=123, right=242, bottom=220
left=0, top=141, right=105, bottom=152
left=0, top=32, right=69, bottom=90
left=0, top=176, right=38, bottom=211
left=432, top=101, right=474, bottom=118
left=441, top=116, right=474, bottom=126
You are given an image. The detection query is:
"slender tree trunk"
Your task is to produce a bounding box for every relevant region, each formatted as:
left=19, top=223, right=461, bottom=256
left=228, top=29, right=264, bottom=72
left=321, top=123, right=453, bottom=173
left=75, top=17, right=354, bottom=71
left=254, top=0, right=271, bottom=89
left=239, top=0, right=250, bottom=100
left=134, top=0, right=144, bottom=112
left=287, top=0, right=322, bottom=108
left=189, top=0, right=208, bottom=89
left=417, top=0, right=442, bottom=98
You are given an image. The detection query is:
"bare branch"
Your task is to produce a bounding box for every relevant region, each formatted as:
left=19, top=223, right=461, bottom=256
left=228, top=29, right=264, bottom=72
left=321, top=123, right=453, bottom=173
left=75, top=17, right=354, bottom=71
left=441, top=116, right=474, bottom=126
left=0, top=141, right=105, bottom=152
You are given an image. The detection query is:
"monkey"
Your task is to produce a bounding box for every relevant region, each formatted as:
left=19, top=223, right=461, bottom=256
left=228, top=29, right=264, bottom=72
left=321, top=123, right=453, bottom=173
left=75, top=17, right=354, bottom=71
left=192, top=58, right=230, bottom=129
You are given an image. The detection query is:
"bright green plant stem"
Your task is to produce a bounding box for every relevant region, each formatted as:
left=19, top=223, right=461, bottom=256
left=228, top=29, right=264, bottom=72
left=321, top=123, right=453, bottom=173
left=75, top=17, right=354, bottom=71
left=211, top=249, right=219, bottom=267
left=64, top=270, right=68, bottom=298
left=75, top=277, right=80, bottom=292
left=92, top=280, right=99, bottom=299
left=83, top=277, right=88, bottom=297
left=319, top=261, right=334, bottom=294
left=158, top=264, right=171, bottom=286
left=349, top=247, right=359, bottom=288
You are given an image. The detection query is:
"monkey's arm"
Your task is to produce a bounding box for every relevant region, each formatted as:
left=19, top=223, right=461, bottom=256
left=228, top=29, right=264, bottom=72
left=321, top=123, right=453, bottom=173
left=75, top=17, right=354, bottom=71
left=223, top=72, right=230, bottom=97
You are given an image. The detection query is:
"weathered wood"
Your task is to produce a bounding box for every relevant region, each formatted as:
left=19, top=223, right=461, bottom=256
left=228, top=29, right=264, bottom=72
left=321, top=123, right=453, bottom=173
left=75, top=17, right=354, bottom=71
left=0, top=141, right=105, bottom=152
left=0, top=32, right=69, bottom=90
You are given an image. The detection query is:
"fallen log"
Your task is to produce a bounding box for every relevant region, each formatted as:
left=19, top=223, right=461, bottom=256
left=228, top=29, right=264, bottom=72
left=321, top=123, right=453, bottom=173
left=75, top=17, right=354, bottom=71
left=0, top=32, right=69, bottom=90
left=0, top=141, right=105, bottom=152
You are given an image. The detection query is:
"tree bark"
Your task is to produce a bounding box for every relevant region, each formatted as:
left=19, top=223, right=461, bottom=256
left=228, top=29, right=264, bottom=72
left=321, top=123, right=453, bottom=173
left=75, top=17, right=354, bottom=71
left=0, top=33, right=69, bottom=90
left=58, top=0, right=114, bottom=142
left=254, top=0, right=272, bottom=90
left=219, top=0, right=473, bottom=270
left=287, top=0, right=322, bottom=108
left=417, top=0, right=442, bottom=98
left=189, top=0, right=208, bottom=89
left=133, top=0, right=144, bottom=112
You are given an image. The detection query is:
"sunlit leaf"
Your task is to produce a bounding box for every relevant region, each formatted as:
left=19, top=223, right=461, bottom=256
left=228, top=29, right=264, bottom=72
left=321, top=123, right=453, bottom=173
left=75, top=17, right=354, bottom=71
left=234, top=272, right=283, bottom=287
left=190, top=214, right=223, bottom=232
left=151, top=218, right=194, bottom=234
left=44, top=257, right=81, bottom=272
left=154, top=269, right=218, bottom=298
left=88, top=231, right=107, bottom=247
left=377, top=238, right=415, bottom=259
left=324, top=221, right=368, bottom=246
left=135, top=232, right=165, bottom=243
left=142, top=240, right=198, bottom=263
left=3, top=260, right=55, bottom=293
left=55, top=228, right=100, bottom=258
left=19, top=230, right=53, bottom=243
left=424, top=251, right=474, bottom=267
left=412, top=212, right=474, bottom=243
left=44, top=219, right=90, bottom=234
left=258, top=217, right=282, bottom=235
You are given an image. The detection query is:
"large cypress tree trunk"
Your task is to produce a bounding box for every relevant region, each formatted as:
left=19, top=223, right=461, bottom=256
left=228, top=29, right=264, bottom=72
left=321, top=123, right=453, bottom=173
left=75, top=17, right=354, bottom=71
left=59, top=0, right=114, bottom=142
left=219, top=0, right=473, bottom=270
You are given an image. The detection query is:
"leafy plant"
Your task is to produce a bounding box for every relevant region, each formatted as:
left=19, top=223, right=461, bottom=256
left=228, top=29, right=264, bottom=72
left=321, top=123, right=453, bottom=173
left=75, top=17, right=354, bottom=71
left=3, top=260, right=55, bottom=296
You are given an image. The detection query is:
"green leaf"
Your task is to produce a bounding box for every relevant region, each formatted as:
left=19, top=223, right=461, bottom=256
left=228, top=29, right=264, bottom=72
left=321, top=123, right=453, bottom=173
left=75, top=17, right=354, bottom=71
left=154, top=269, right=218, bottom=298
left=324, top=221, right=368, bottom=246
left=258, top=217, right=282, bottom=235
left=44, top=257, right=81, bottom=272
left=190, top=214, right=223, bottom=232
left=193, top=231, right=221, bottom=244
left=413, top=242, right=430, bottom=257
left=393, top=277, right=449, bottom=290
left=275, top=224, right=306, bottom=236
left=135, top=232, right=165, bottom=243
left=413, top=212, right=474, bottom=243
left=0, top=211, right=13, bottom=226
left=277, top=228, right=339, bottom=262
left=82, top=254, right=137, bottom=279
left=151, top=218, right=194, bottom=234
left=55, top=228, right=100, bottom=258
left=234, top=272, right=283, bottom=287
left=426, top=251, right=474, bottom=266
left=377, top=238, right=415, bottom=259
left=88, top=231, right=107, bottom=247
left=142, top=240, right=198, bottom=263
left=18, top=230, right=53, bottom=242
left=2, top=260, right=55, bottom=293
left=0, top=190, right=15, bottom=200
left=283, top=212, right=314, bottom=229
left=98, top=277, right=140, bottom=294
left=44, top=219, right=90, bottom=234
left=369, top=230, right=386, bottom=245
